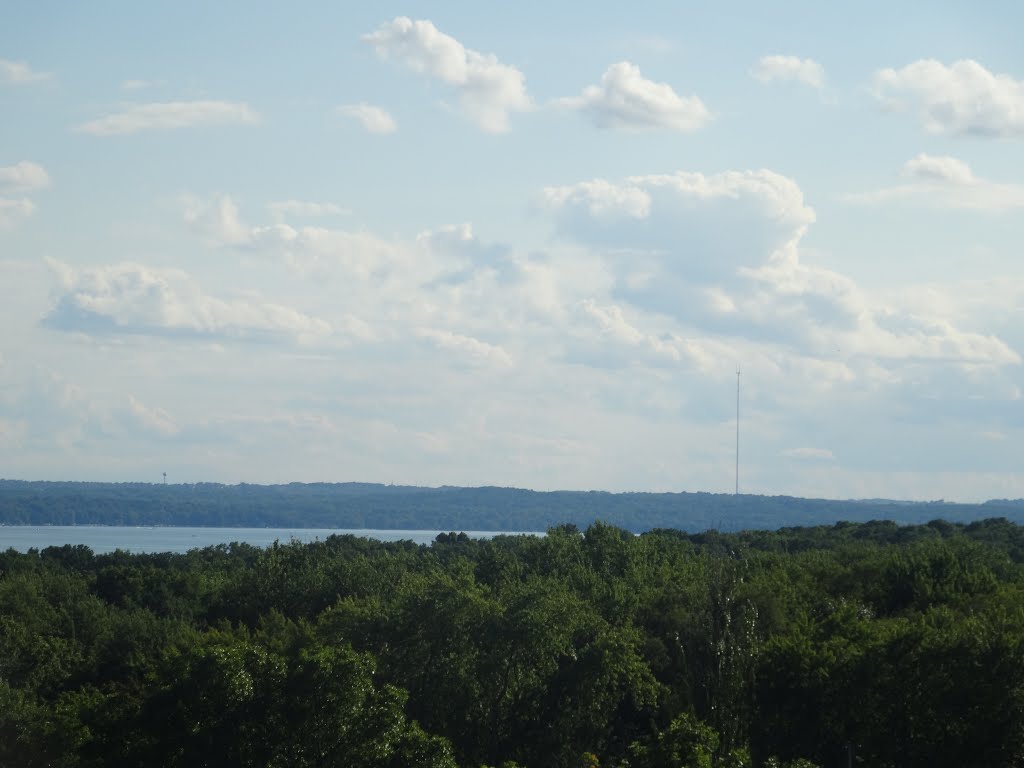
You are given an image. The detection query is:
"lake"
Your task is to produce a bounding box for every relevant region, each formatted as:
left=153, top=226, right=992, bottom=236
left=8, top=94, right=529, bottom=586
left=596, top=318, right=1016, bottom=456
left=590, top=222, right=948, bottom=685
left=0, top=526, right=542, bottom=554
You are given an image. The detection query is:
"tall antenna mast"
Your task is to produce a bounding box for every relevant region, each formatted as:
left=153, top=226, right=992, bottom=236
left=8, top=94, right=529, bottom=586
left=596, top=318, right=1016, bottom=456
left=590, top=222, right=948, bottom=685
left=735, top=366, right=740, bottom=495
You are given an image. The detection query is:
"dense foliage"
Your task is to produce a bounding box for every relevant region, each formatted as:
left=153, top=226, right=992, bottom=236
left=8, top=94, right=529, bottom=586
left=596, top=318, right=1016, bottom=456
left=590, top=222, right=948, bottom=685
left=2, top=479, right=1023, bottom=531
left=4, top=518, right=1024, bottom=767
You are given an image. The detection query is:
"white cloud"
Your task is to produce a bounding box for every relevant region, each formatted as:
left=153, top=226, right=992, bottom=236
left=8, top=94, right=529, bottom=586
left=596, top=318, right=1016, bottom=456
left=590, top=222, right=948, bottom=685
left=847, top=154, right=1024, bottom=210
left=183, top=195, right=405, bottom=279
left=558, top=61, right=712, bottom=132
left=544, top=167, right=1019, bottom=368
left=337, top=103, right=397, bottom=134
left=0, top=162, right=48, bottom=229
left=873, top=59, right=1024, bottom=137
left=866, top=310, right=1019, bottom=363
left=75, top=100, right=259, bottom=136
left=0, top=58, right=50, bottom=85
left=43, top=260, right=332, bottom=342
left=363, top=16, right=530, bottom=133
left=415, top=328, right=512, bottom=367
left=0, top=370, right=108, bottom=452
left=183, top=195, right=255, bottom=246
left=267, top=200, right=351, bottom=220
left=2, top=174, right=1019, bottom=499
left=543, top=169, right=814, bottom=284
left=155, top=183, right=1022, bottom=500
left=903, top=153, right=974, bottom=184
left=744, top=252, right=1020, bottom=365
left=127, top=395, right=179, bottom=436
left=181, top=196, right=569, bottom=354
left=543, top=178, right=653, bottom=220
left=0, top=198, right=34, bottom=228
left=571, top=300, right=720, bottom=372
left=0, top=161, right=50, bottom=191
left=121, top=79, right=153, bottom=91
left=751, top=55, right=826, bottom=89
left=546, top=169, right=817, bottom=325
left=545, top=169, right=813, bottom=227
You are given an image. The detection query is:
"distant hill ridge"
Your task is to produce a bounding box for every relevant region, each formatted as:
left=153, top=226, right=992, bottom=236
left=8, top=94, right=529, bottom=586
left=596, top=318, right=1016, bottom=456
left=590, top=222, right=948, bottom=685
left=1, top=479, right=1022, bottom=532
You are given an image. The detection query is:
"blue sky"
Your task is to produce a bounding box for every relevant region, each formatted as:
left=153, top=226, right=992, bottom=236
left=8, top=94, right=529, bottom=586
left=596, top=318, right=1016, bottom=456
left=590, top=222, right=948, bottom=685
left=2, top=3, right=1024, bottom=500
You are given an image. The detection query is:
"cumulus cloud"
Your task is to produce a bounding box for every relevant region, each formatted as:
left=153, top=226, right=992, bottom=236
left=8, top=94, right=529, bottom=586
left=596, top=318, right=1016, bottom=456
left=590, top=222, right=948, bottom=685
left=0, top=58, right=50, bottom=84
left=542, top=178, right=652, bottom=220
left=570, top=300, right=720, bottom=372
left=75, top=100, right=259, bottom=136
left=0, top=161, right=48, bottom=228
left=337, top=103, right=397, bottom=134
left=181, top=196, right=572, bottom=362
left=873, top=59, right=1024, bottom=137
left=0, top=161, right=50, bottom=191
left=127, top=395, right=179, bottom=436
left=750, top=251, right=1017, bottom=366
left=363, top=16, right=530, bottom=133
left=867, top=310, right=1019, bottom=363
left=0, top=197, right=35, bottom=229
left=184, top=195, right=334, bottom=253
left=167, top=181, right=1022, bottom=502
left=416, top=328, right=512, bottom=367
left=737, top=252, right=866, bottom=342
left=267, top=200, right=351, bottom=220
left=903, top=153, right=974, bottom=184
left=0, top=370, right=108, bottom=451
left=183, top=195, right=408, bottom=281
left=543, top=167, right=1019, bottom=367
left=42, top=260, right=331, bottom=342
left=751, top=55, right=826, bottom=89
left=558, top=61, right=711, bottom=132
left=847, top=154, right=1024, bottom=210
left=742, top=253, right=1019, bottom=365
left=544, top=169, right=813, bottom=229
left=5, top=162, right=1019, bottom=497
left=543, top=169, right=814, bottom=284
left=546, top=169, right=828, bottom=339
left=183, top=195, right=255, bottom=246
left=190, top=197, right=484, bottom=277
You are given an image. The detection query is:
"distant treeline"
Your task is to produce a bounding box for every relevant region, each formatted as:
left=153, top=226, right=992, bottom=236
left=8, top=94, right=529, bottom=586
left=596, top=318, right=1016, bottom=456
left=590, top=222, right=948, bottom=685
left=1, top=479, right=1023, bottom=531
left=4, top=518, right=1024, bottom=767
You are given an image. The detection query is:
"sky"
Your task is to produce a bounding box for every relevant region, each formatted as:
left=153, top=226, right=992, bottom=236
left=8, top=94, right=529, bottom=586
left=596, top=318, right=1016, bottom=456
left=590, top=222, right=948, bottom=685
left=2, top=2, right=1023, bottom=501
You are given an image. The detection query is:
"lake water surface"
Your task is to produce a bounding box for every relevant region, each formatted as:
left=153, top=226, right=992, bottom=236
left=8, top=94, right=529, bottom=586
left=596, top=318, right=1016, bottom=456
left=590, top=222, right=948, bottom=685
left=0, top=526, right=541, bottom=554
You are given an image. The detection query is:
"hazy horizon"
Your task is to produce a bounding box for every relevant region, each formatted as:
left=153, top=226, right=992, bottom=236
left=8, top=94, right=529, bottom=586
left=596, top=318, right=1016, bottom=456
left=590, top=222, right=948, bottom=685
left=2, top=476, right=1016, bottom=506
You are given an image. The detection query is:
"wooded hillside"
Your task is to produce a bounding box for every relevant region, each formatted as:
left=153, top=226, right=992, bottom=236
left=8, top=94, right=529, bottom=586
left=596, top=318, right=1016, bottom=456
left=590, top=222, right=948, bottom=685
left=2, top=479, right=1022, bottom=531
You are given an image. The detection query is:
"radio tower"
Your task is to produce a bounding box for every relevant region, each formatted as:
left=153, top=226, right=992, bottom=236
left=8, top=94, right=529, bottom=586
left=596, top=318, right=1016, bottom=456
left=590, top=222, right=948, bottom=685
left=735, top=367, right=740, bottom=495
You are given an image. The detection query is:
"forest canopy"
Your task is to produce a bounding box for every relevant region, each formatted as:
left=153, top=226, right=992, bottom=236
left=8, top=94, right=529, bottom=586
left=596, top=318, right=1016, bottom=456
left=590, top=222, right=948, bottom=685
left=4, top=517, right=1024, bottom=766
